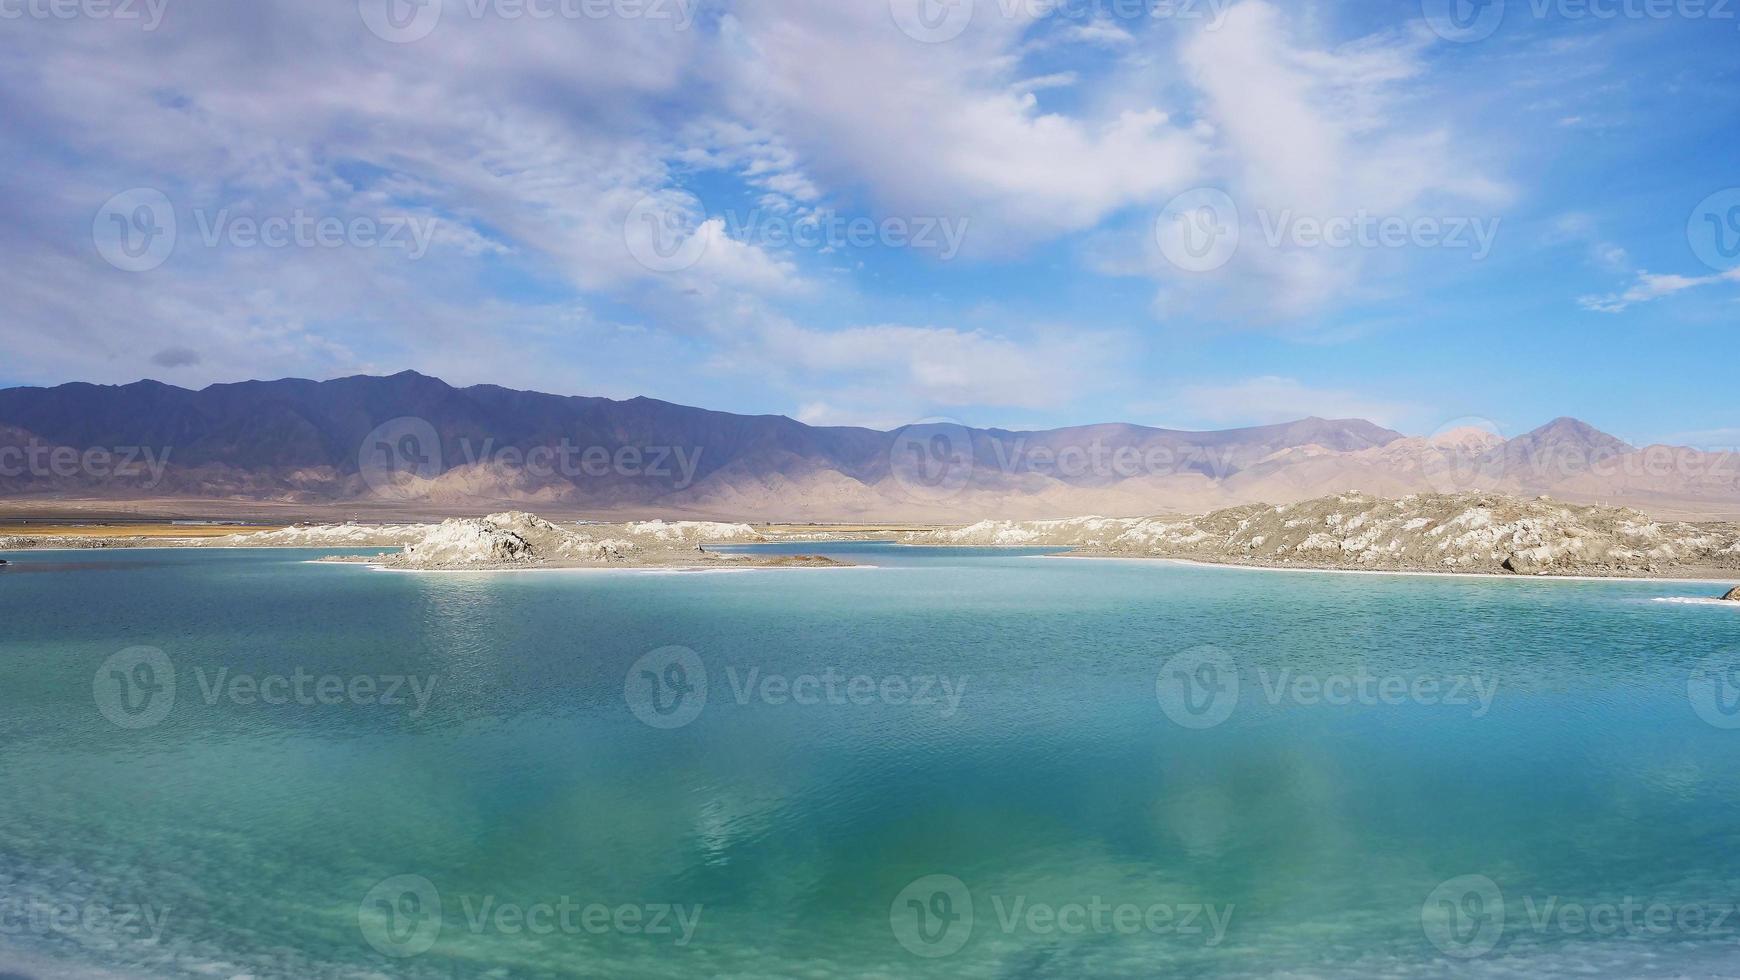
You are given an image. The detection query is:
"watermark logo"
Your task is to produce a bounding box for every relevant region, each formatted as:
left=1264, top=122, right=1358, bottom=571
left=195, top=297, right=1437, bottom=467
left=624, top=195, right=971, bottom=272
left=1689, top=653, right=1740, bottom=729
left=887, top=420, right=976, bottom=503
left=358, top=420, right=705, bottom=497
left=1156, top=192, right=1501, bottom=269
left=1688, top=188, right=1740, bottom=272
left=890, top=874, right=974, bottom=957
left=1157, top=647, right=1499, bottom=729
left=95, top=191, right=439, bottom=270
left=889, top=875, right=1234, bottom=958
left=625, top=646, right=708, bottom=729
left=93, top=188, right=176, bottom=273
left=191, top=209, right=437, bottom=258
left=0, top=443, right=172, bottom=487
left=1422, top=874, right=1505, bottom=958
left=0, top=0, right=168, bottom=29
left=1422, top=874, right=1739, bottom=959
left=93, top=646, right=176, bottom=729
left=0, top=898, right=173, bottom=944
left=359, top=417, right=444, bottom=499
left=361, top=0, right=698, bottom=41
left=1423, top=0, right=1505, bottom=41
left=624, top=194, right=710, bottom=273
left=359, top=0, right=443, bottom=42
left=359, top=876, right=700, bottom=956
left=724, top=667, right=968, bottom=718
left=1256, top=209, right=1500, bottom=260
left=1156, top=188, right=1239, bottom=273
left=359, top=875, right=444, bottom=958
left=1156, top=645, right=1239, bottom=729
left=890, top=0, right=975, bottom=42
left=94, top=648, right=440, bottom=729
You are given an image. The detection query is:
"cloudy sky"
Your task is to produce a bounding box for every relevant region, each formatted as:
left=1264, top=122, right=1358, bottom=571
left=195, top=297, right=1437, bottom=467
left=1, top=0, right=1736, bottom=445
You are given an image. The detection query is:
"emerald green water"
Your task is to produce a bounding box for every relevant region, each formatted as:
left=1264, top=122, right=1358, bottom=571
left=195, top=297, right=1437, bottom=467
left=1, top=545, right=1739, bottom=978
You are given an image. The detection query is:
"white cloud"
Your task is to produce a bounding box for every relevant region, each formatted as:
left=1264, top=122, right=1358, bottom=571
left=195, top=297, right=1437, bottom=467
left=718, top=317, right=1128, bottom=425
left=1065, top=18, right=1138, bottom=46
left=717, top=1, right=1205, bottom=249
left=1579, top=267, right=1740, bottom=313
left=0, top=0, right=1524, bottom=422
left=1151, top=1, right=1510, bottom=317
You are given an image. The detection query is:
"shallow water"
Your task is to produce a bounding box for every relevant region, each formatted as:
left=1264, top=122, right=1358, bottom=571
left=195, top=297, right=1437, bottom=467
left=1, top=545, right=1738, bottom=978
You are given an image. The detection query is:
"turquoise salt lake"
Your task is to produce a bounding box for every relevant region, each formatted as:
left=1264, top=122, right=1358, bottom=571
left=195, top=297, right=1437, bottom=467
left=1, top=543, right=1739, bottom=978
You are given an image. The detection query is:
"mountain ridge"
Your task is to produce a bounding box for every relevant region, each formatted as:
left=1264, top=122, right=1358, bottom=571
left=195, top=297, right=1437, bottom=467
left=0, top=373, right=1734, bottom=521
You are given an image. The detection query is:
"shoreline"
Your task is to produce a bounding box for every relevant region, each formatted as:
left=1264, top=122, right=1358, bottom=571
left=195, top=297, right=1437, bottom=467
left=344, top=560, right=877, bottom=575
left=7, top=537, right=1736, bottom=588
left=1045, top=551, right=1740, bottom=587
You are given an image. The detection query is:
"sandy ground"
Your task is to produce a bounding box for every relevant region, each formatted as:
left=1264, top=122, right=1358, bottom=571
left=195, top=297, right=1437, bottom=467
left=0, top=521, right=285, bottom=539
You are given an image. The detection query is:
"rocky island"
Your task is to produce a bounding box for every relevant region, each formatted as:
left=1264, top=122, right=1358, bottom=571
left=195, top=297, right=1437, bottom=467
left=313, top=513, right=850, bottom=571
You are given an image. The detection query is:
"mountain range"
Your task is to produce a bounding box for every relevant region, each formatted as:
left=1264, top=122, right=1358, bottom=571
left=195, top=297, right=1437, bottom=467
left=1, top=372, right=1736, bottom=520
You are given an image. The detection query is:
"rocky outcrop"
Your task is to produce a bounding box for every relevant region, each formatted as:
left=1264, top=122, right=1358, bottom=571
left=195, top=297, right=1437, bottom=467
left=1502, top=552, right=1541, bottom=575
left=196, top=523, right=426, bottom=548
left=390, top=512, right=632, bottom=568
left=1722, top=586, right=1740, bottom=601
left=902, top=492, right=1740, bottom=577
left=310, top=512, right=828, bottom=571
left=617, top=520, right=766, bottom=545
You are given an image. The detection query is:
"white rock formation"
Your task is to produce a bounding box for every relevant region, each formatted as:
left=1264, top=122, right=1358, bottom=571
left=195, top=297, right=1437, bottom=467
left=395, top=512, right=632, bottom=567
left=618, top=520, right=765, bottom=544
left=902, top=492, right=1740, bottom=575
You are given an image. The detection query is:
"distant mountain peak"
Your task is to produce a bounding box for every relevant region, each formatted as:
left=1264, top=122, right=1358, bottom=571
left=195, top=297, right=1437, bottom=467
left=1512, top=416, right=1635, bottom=454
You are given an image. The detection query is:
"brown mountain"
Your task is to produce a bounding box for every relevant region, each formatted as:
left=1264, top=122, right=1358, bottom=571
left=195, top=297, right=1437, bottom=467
left=0, top=373, right=1733, bottom=520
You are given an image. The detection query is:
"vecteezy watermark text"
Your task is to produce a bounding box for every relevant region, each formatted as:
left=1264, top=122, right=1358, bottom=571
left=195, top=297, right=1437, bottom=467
left=625, top=646, right=969, bottom=729
left=0, top=443, right=171, bottom=486
left=93, top=647, right=440, bottom=730
left=888, top=874, right=1233, bottom=958
left=725, top=667, right=968, bottom=717
left=358, top=417, right=708, bottom=499
left=1424, top=0, right=1739, bottom=42
left=1422, top=874, right=1739, bottom=959
left=93, top=189, right=439, bottom=272
left=1156, top=646, right=1499, bottom=729
left=0, top=898, right=173, bottom=944
left=359, top=0, right=701, bottom=44
left=1155, top=190, right=1502, bottom=273
left=624, top=196, right=970, bottom=272
left=357, top=875, right=701, bottom=958
left=192, top=209, right=437, bottom=259
left=452, top=439, right=704, bottom=488
left=0, top=0, right=168, bottom=28
left=884, top=419, right=1254, bottom=503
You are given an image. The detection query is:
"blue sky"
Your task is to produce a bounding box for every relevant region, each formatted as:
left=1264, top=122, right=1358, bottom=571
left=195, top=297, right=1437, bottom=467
left=0, top=0, right=1736, bottom=446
